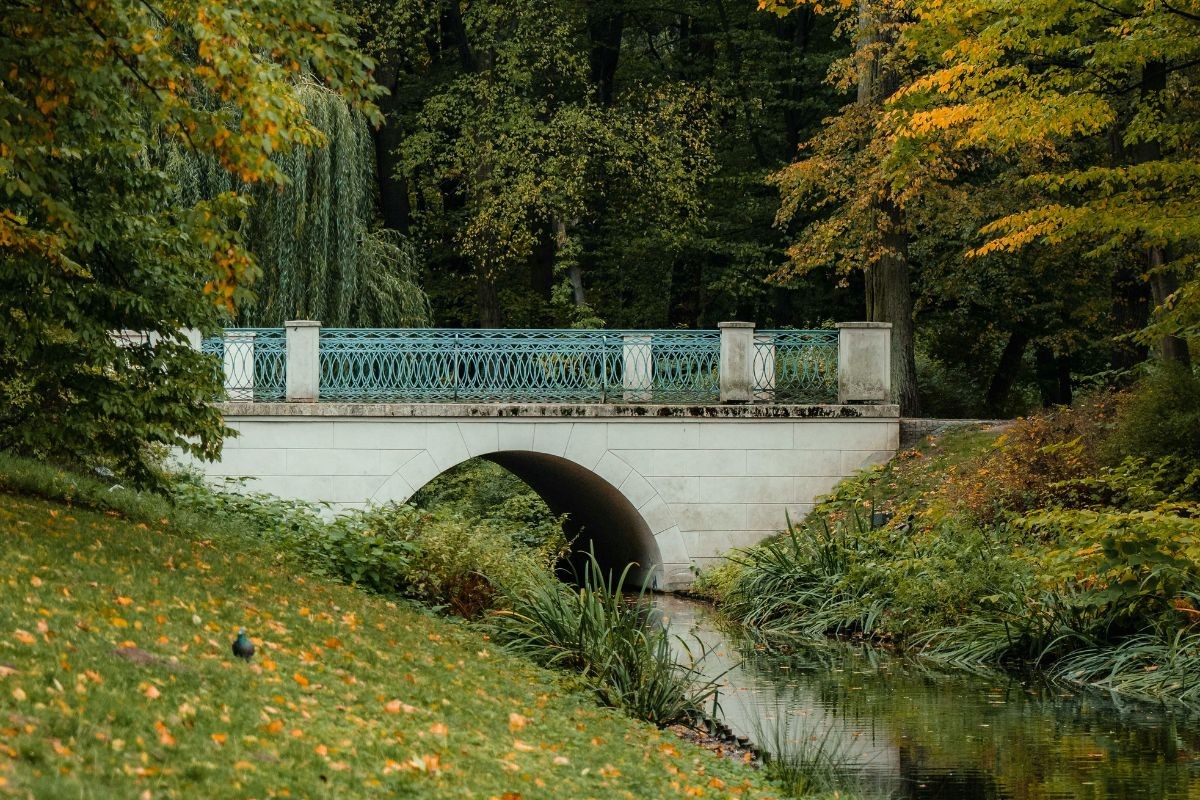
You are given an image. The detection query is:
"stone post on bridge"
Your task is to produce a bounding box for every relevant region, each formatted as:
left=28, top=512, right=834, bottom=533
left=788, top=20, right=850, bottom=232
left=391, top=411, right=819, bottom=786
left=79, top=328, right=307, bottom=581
left=836, top=322, right=891, bottom=404
left=285, top=320, right=321, bottom=402
left=718, top=321, right=755, bottom=403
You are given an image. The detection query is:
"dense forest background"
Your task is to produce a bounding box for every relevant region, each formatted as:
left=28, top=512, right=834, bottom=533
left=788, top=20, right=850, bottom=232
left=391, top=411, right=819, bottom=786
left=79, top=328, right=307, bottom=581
left=216, top=0, right=1194, bottom=420
left=7, top=0, right=1194, bottom=451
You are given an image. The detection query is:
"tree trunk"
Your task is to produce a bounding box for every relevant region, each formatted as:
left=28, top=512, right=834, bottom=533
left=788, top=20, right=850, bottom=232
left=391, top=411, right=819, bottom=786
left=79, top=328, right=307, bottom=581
left=477, top=274, right=502, bottom=328
left=587, top=2, right=624, bottom=107
left=985, top=330, right=1028, bottom=415
left=856, top=0, right=920, bottom=414
left=866, top=204, right=920, bottom=414
left=370, top=63, right=412, bottom=233
left=1034, top=346, right=1072, bottom=406
left=1137, top=60, right=1191, bottom=367
left=554, top=217, right=586, bottom=308
left=1110, top=259, right=1151, bottom=372
left=1148, top=251, right=1191, bottom=366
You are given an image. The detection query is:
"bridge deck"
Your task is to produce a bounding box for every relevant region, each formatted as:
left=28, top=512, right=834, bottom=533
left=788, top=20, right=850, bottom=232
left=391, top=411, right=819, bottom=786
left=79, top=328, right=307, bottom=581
left=217, top=402, right=900, bottom=419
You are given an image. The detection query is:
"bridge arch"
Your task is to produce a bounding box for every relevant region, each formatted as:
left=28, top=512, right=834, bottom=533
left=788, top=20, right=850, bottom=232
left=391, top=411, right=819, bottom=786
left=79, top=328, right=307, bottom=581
left=201, top=408, right=901, bottom=589
left=364, top=423, right=683, bottom=588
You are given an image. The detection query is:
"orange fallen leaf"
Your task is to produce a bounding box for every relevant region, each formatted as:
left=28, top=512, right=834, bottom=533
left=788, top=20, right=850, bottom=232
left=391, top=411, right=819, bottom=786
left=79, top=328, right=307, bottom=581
left=115, top=597, right=133, bottom=606
left=508, top=713, right=527, bottom=732
left=210, top=733, right=228, bottom=745
left=292, top=672, right=309, bottom=687
left=430, top=722, right=448, bottom=737
left=13, top=630, right=35, bottom=645
left=265, top=719, right=285, bottom=734
left=153, top=720, right=176, bottom=747
left=141, top=684, right=161, bottom=700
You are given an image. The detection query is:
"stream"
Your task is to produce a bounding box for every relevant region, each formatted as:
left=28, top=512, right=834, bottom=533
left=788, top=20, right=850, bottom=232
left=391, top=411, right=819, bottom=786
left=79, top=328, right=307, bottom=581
left=657, top=595, right=1200, bottom=799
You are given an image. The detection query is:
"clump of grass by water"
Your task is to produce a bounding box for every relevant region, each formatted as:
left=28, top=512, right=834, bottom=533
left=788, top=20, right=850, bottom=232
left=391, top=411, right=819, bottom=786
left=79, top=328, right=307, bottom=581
left=754, top=712, right=876, bottom=799
left=721, top=511, right=890, bottom=641
left=489, top=552, right=717, bottom=727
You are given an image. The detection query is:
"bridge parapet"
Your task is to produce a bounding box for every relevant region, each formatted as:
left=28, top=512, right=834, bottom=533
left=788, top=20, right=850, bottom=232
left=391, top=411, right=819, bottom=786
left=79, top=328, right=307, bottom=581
left=202, top=322, right=891, bottom=407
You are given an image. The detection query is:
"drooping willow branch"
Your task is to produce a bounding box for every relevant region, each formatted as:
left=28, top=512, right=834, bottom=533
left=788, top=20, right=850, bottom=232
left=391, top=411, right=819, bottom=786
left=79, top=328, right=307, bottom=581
left=169, top=80, right=430, bottom=328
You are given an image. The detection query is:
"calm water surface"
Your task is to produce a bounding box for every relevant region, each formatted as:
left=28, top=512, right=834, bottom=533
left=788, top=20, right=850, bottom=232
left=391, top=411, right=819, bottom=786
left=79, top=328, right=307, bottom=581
left=656, top=595, right=1200, bottom=799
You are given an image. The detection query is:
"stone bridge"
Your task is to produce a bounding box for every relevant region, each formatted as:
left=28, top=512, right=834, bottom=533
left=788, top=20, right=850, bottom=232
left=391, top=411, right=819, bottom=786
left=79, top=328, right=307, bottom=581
left=188, top=322, right=898, bottom=589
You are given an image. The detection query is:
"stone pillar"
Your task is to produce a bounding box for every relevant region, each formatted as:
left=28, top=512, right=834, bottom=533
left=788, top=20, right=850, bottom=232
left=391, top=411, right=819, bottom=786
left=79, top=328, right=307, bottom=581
left=224, top=330, right=256, bottom=402
left=719, top=321, right=755, bottom=403
left=285, top=320, right=321, bottom=402
left=622, top=333, right=653, bottom=402
left=752, top=331, right=775, bottom=402
left=836, top=322, right=892, bottom=404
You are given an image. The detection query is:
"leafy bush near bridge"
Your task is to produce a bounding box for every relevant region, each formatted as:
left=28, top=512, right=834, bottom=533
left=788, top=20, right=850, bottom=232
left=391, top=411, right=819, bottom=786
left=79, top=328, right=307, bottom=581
left=708, top=376, right=1200, bottom=704
left=170, top=476, right=566, bottom=616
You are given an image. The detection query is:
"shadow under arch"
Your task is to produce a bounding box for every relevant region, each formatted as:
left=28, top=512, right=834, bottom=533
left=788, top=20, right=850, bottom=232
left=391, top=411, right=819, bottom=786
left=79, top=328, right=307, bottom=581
left=478, top=451, right=664, bottom=588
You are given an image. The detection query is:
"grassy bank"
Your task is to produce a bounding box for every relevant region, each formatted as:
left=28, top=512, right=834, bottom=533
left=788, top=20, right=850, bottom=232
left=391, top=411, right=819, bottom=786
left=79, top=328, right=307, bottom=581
left=0, top=461, right=777, bottom=798
left=697, top=372, right=1200, bottom=705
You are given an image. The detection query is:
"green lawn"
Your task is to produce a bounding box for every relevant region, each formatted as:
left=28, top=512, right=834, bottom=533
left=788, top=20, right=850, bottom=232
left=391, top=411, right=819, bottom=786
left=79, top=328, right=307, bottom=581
left=0, top=485, right=776, bottom=799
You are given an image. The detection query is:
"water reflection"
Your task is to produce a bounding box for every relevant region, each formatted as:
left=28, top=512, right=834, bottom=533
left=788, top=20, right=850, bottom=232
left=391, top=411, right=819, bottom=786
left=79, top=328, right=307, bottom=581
left=656, top=595, right=1200, bottom=800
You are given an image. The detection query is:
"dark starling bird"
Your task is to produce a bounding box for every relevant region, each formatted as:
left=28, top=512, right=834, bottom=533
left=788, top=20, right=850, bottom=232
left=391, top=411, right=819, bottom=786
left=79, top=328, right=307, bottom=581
left=232, top=628, right=255, bottom=661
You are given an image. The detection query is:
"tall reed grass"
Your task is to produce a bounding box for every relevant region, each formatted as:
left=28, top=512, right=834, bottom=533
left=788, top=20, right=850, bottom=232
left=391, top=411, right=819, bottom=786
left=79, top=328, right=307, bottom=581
left=489, top=552, right=717, bottom=726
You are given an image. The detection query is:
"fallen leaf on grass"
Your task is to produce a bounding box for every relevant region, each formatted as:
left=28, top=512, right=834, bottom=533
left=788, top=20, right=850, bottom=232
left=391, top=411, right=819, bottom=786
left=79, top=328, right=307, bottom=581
left=385, top=699, right=417, bottom=714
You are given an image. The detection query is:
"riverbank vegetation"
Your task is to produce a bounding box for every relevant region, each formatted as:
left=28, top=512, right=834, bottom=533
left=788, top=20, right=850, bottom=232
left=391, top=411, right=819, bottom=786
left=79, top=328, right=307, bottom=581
left=696, top=368, right=1200, bottom=705
left=0, top=454, right=775, bottom=798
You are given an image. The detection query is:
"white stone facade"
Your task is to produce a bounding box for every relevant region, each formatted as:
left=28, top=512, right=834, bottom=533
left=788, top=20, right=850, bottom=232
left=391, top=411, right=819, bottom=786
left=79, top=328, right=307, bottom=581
left=193, top=406, right=898, bottom=589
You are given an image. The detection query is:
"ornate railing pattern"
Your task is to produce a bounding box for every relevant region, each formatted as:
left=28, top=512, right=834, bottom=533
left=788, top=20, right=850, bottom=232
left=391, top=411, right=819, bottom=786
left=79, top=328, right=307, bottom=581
left=201, top=326, right=840, bottom=404
left=201, top=329, right=286, bottom=401
left=752, top=330, right=839, bottom=403
left=317, top=329, right=722, bottom=403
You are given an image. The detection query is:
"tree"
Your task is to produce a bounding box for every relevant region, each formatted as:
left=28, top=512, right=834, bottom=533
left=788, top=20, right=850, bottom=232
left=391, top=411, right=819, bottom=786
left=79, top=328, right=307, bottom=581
left=356, top=0, right=717, bottom=328
left=764, top=0, right=924, bottom=413
left=891, top=0, right=1199, bottom=364
left=170, top=81, right=430, bottom=328
left=0, top=0, right=380, bottom=479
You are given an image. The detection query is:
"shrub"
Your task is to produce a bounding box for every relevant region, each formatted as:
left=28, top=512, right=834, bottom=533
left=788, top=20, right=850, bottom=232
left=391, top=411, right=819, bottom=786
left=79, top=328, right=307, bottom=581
left=393, top=510, right=566, bottom=616
left=489, top=553, right=716, bottom=727
left=169, top=472, right=572, bottom=616
left=1102, top=365, right=1200, bottom=488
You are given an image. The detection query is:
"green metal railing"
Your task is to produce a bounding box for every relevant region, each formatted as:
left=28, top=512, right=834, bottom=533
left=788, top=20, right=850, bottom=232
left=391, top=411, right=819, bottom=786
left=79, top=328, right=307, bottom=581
left=318, top=328, right=722, bottom=403
left=753, top=330, right=839, bottom=403
left=203, top=327, right=837, bottom=404
left=201, top=328, right=286, bottom=401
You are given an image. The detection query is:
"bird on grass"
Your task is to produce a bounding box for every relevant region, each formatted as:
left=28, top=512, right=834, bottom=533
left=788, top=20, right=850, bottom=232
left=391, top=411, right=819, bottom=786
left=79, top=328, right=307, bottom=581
left=232, top=628, right=255, bottom=661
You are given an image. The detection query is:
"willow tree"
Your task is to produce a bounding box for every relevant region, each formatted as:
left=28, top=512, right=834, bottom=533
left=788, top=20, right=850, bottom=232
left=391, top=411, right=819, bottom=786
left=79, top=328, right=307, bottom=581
left=170, top=81, right=430, bottom=328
